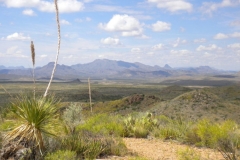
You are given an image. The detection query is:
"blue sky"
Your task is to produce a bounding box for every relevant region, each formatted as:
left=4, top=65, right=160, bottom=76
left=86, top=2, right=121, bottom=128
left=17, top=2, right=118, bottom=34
left=0, top=0, right=240, bottom=70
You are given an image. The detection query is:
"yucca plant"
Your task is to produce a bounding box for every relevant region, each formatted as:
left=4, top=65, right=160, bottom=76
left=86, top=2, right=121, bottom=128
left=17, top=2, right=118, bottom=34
left=1, top=95, right=62, bottom=159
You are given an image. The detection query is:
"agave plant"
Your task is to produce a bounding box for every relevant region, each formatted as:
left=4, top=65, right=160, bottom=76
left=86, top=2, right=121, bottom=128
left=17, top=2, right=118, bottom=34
left=2, top=95, right=62, bottom=158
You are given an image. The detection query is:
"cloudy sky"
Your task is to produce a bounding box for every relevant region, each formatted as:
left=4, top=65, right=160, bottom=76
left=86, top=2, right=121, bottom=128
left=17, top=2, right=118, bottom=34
left=0, top=0, right=240, bottom=70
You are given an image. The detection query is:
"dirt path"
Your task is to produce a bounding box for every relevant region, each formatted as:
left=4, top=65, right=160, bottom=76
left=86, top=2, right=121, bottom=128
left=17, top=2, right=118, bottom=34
left=122, top=138, right=225, bottom=160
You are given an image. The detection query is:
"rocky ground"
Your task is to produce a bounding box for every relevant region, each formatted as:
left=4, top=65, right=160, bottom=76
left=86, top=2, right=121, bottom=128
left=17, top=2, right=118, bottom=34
left=106, top=138, right=225, bottom=160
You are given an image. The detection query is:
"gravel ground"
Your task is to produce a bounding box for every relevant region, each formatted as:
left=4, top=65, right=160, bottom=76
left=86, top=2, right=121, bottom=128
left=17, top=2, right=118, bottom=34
left=107, top=138, right=225, bottom=160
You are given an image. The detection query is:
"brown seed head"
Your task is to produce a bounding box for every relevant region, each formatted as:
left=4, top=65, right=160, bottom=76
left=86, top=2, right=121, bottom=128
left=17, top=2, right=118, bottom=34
left=31, top=41, right=35, bottom=66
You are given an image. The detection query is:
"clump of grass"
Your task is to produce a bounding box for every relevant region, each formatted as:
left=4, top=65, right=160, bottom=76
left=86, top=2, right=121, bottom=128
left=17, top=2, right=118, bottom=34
left=177, top=147, right=201, bottom=160
left=128, top=156, right=149, bottom=160
left=60, top=130, right=127, bottom=159
left=45, top=150, right=77, bottom=160
left=152, top=115, right=191, bottom=141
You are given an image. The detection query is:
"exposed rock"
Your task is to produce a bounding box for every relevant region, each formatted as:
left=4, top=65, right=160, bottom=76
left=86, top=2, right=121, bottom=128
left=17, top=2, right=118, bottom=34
left=0, top=137, right=39, bottom=160
left=127, top=94, right=144, bottom=105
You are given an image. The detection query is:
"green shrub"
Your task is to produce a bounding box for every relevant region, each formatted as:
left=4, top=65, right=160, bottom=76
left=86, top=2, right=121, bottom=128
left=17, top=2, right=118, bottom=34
left=177, top=147, right=201, bottom=160
left=153, top=116, right=191, bottom=141
left=83, top=140, right=104, bottom=159
left=61, top=130, right=127, bottom=159
left=44, top=136, right=62, bottom=153
left=45, top=150, right=76, bottom=160
left=217, top=131, right=240, bottom=160
left=105, top=138, right=128, bottom=156
left=133, top=124, right=149, bottom=138
left=185, top=126, right=201, bottom=145
left=77, top=114, right=125, bottom=136
left=62, top=103, right=83, bottom=134
left=196, top=119, right=238, bottom=148
left=123, top=112, right=158, bottom=138
left=154, top=125, right=182, bottom=140
left=61, top=133, right=87, bottom=157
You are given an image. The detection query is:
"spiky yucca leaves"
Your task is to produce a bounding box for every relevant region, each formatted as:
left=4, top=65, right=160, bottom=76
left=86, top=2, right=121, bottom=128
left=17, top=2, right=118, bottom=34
left=3, top=95, right=62, bottom=153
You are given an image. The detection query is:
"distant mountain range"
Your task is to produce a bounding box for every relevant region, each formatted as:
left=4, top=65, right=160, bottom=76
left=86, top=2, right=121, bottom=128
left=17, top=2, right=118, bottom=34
left=0, top=59, right=237, bottom=81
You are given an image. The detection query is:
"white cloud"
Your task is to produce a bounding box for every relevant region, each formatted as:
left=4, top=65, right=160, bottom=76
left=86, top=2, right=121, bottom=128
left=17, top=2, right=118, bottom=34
left=230, top=20, right=240, bottom=27
left=40, top=54, right=48, bottom=58
left=180, top=27, right=185, bottom=32
left=131, top=48, right=141, bottom=53
left=170, top=49, right=191, bottom=56
left=173, top=38, right=187, bottom=47
left=75, top=18, right=83, bottom=23
left=99, top=14, right=144, bottom=37
left=227, top=43, right=240, bottom=49
left=230, top=32, right=240, bottom=38
left=60, top=19, right=70, bottom=25
left=7, top=46, right=21, bottom=54
left=148, top=0, right=193, bottom=12
left=194, top=38, right=206, bottom=43
left=152, top=21, right=171, bottom=32
left=92, top=5, right=141, bottom=15
left=83, top=0, right=92, bottom=2
left=196, top=44, right=221, bottom=51
left=86, top=17, right=91, bottom=22
left=2, top=0, right=84, bottom=13
left=200, top=0, right=240, bottom=15
left=101, top=37, right=121, bottom=45
left=22, top=9, right=35, bottom=16
left=63, top=55, right=73, bottom=59
left=152, top=43, right=164, bottom=50
left=75, top=17, right=91, bottom=23
left=4, top=32, right=30, bottom=41
left=214, top=33, right=228, bottom=39
left=5, top=46, right=27, bottom=58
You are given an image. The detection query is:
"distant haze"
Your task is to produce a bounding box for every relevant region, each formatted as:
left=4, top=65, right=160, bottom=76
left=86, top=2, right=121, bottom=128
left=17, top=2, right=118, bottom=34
left=0, top=59, right=237, bottom=80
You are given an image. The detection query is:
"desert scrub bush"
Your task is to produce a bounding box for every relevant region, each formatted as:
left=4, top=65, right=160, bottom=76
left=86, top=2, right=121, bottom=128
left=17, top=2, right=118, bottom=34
left=77, top=114, right=125, bottom=136
left=44, top=150, right=77, bottom=160
left=152, top=116, right=191, bottom=141
left=177, top=147, right=201, bottom=160
left=62, top=103, right=83, bottom=134
left=105, top=137, right=128, bottom=156
left=196, top=119, right=238, bottom=148
left=217, top=131, right=240, bottom=160
left=123, top=112, right=158, bottom=138
left=61, top=133, right=87, bottom=157
left=60, top=130, right=127, bottom=159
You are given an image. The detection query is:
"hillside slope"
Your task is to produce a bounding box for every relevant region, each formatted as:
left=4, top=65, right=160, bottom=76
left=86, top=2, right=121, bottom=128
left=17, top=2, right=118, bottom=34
left=90, top=85, right=240, bottom=123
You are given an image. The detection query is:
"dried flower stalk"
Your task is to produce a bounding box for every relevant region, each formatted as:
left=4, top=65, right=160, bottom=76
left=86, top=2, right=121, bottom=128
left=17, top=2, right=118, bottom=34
left=44, top=0, right=61, bottom=97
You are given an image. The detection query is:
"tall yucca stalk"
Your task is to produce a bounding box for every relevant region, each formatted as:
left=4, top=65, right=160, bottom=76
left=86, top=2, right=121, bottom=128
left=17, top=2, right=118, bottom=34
left=31, top=41, right=36, bottom=99
left=44, top=0, right=61, bottom=97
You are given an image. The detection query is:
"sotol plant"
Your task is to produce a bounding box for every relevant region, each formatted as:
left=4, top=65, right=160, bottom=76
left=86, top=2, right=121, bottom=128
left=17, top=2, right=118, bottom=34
left=1, top=0, right=62, bottom=159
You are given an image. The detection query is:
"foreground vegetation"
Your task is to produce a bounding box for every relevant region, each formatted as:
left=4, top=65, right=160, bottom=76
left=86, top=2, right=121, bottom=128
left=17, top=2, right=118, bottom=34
left=0, top=81, right=240, bottom=159
left=0, top=98, right=239, bottom=159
